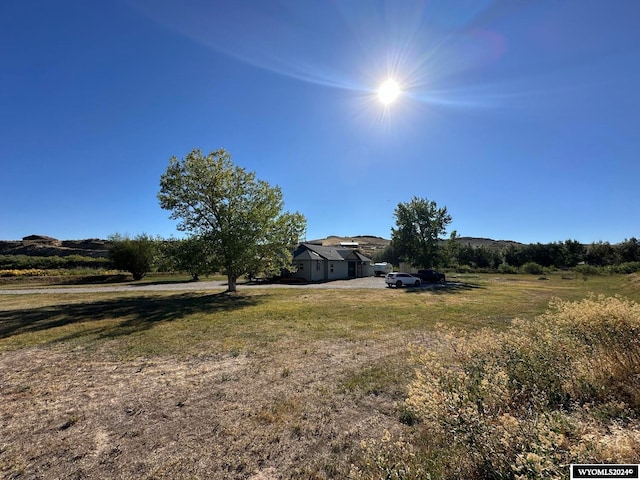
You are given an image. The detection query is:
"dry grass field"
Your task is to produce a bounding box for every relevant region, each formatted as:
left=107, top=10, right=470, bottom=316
left=1, top=273, right=639, bottom=479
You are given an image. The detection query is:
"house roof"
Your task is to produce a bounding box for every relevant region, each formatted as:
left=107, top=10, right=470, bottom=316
left=293, top=249, right=323, bottom=261
left=349, top=251, right=372, bottom=262
left=293, top=243, right=372, bottom=262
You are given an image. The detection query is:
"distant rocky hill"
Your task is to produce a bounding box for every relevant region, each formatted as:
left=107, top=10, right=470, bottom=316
left=309, top=235, right=523, bottom=259
left=0, top=235, right=110, bottom=258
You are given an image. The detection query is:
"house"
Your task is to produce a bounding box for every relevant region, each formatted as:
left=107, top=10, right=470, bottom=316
left=291, top=243, right=373, bottom=282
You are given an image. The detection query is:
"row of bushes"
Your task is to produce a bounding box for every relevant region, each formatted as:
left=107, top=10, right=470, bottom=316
left=0, top=254, right=110, bottom=271
left=575, top=262, right=640, bottom=275
left=3, top=255, right=639, bottom=280
left=450, top=261, right=640, bottom=276
left=352, top=295, right=640, bottom=479
left=377, top=238, right=640, bottom=271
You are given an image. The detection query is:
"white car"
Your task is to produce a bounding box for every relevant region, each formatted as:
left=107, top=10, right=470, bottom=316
left=385, top=272, right=422, bottom=288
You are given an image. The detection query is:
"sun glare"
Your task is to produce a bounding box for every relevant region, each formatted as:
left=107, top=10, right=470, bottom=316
left=378, top=79, right=401, bottom=105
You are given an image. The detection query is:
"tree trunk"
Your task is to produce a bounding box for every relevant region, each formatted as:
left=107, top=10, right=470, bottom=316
left=132, top=271, right=144, bottom=281
left=227, top=274, right=237, bottom=292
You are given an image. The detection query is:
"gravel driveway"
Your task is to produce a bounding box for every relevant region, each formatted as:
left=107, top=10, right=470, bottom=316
left=0, top=276, right=398, bottom=294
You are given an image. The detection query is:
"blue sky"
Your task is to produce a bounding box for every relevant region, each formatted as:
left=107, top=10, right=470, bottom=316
left=1, top=0, right=639, bottom=244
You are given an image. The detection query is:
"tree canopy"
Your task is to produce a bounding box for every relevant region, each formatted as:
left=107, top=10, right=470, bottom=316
left=108, top=233, right=157, bottom=280
left=163, top=236, right=217, bottom=281
left=158, top=148, right=306, bottom=292
left=391, top=196, right=452, bottom=268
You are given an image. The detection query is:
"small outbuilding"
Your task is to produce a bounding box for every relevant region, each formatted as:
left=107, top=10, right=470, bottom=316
left=291, top=243, right=373, bottom=282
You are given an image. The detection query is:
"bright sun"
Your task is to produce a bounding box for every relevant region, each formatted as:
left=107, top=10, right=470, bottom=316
left=378, top=79, right=401, bottom=105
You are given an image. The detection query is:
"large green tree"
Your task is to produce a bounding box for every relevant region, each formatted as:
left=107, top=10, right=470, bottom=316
left=108, top=233, right=157, bottom=280
left=391, top=196, right=452, bottom=268
left=158, top=148, right=306, bottom=292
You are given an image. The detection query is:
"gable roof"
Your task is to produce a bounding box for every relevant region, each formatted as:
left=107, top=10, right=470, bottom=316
left=293, top=243, right=372, bottom=262
left=293, top=249, right=323, bottom=261
left=348, top=251, right=372, bottom=262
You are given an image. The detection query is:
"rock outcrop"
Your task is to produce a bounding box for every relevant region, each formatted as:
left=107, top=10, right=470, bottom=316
left=0, top=235, right=110, bottom=258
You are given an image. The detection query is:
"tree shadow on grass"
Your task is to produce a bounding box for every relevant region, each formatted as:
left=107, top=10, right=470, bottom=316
left=0, top=292, right=258, bottom=340
left=57, top=276, right=202, bottom=287
left=404, top=282, right=485, bottom=294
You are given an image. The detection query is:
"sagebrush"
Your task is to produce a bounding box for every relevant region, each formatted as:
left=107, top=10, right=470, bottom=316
left=359, top=295, right=640, bottom=480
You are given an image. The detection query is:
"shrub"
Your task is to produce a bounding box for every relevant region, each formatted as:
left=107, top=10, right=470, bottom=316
left=574, top=264, right=601, bottom=276
left=522, top=261, right=544, bottom=275
left=404, top=295, right=640, bottom=479
left=498, top=263, right=518, bottom=274
left=350, top=431, right=432, bottom=480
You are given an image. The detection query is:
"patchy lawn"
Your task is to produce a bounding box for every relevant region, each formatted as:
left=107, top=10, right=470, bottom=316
left=1, top=274, right=638, bottom=479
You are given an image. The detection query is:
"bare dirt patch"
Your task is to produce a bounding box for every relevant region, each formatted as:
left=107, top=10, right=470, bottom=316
left=1, top=332, right=426, bottom=479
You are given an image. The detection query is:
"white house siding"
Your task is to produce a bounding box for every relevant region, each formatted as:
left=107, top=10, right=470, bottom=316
left=311, top=259, right=325, bottom=282
left=329, top=261, right=349, bottom=280
left=296, top=259, right=349, bottom=281
left=295, top=259, right=325, bottom=282
left=361, top=263, right=373, bottom=277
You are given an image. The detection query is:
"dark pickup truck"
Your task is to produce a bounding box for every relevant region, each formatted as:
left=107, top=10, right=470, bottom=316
left=416, top=269, right=446, bottom=283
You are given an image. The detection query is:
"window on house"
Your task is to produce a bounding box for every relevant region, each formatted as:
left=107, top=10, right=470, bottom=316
left=299, top=262, right=304, bottom=271
left=330, top=263, right=334, bottom=273
left=316, top=261, right=320, bottom=271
